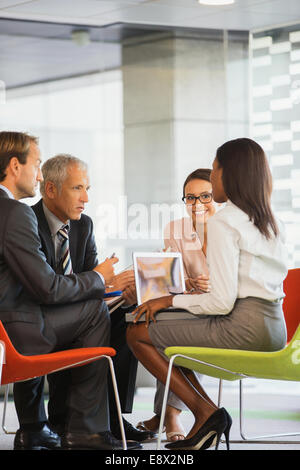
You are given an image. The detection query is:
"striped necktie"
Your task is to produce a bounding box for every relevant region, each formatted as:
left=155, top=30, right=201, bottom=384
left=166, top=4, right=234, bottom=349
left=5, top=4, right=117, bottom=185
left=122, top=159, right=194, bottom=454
left=57, top=225, right=73, bottom=275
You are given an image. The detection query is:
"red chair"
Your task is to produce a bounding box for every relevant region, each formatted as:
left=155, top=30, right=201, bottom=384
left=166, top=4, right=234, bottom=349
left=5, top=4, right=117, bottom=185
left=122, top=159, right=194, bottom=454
left=0, top=320, right=127, bottom=449
left=283, top=268, right=300, bottom=342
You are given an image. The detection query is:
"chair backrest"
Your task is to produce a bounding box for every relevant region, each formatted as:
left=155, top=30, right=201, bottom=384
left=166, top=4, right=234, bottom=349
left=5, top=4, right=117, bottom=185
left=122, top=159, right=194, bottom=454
left=278, top=323, right=300, bottom=380
left=283, top=268, right=300, bottom=342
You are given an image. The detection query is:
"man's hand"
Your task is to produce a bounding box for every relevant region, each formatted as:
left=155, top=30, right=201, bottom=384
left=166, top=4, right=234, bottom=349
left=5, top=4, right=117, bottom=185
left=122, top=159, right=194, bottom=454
left=93, top=256, right=119, bottom=285
left=110, top=270, right=135, bottom=291
left=132, top=295, right=173, bottom=327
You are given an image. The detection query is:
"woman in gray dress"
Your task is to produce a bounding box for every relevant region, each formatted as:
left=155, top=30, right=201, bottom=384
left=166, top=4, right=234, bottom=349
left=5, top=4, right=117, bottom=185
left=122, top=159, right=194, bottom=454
left=126, top=137, right=288, bottom=450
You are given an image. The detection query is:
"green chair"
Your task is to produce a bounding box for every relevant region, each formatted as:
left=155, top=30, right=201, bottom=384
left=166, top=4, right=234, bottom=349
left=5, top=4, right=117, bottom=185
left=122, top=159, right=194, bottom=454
left=156, top=324, right=300, bottom=449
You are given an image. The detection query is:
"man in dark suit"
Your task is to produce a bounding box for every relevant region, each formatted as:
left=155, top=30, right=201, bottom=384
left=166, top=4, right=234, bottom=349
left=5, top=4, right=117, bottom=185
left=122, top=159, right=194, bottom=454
left=23, top=153, right=153, bottom=442
left=0, top=131, right=141, bottom=450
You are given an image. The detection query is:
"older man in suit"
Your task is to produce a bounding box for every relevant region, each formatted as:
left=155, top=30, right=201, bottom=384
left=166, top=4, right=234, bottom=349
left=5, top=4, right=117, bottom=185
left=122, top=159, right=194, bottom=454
left=19, top=153, right=152, bottom=443
left=0, top=131, right=141, bottom=450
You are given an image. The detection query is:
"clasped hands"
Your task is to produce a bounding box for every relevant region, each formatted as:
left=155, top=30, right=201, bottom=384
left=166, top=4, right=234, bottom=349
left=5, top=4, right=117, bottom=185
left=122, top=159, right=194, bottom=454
left=186, top=274, right=211, bottom=293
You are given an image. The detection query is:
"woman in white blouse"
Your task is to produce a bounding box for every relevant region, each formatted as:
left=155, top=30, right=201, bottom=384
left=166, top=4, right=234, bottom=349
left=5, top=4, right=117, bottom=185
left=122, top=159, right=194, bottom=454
left=127, top=138, right=288, bottom=450
left=137, top=169, right=217, bottom=441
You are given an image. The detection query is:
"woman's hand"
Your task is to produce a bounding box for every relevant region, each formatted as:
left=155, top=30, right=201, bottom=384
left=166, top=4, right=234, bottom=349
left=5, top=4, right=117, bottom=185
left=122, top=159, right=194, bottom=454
left=189, top=275, right=211, bottom=293
left=132, top=295, right=174, bottom=327
left=122, top=284, right=137, bottom=306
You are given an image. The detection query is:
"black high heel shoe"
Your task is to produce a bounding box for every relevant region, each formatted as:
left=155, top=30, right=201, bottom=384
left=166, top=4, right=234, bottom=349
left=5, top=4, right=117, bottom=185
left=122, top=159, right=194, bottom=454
left=165, top=407, right=232, bottom=451
left=221, top=408, right=232, bottom=450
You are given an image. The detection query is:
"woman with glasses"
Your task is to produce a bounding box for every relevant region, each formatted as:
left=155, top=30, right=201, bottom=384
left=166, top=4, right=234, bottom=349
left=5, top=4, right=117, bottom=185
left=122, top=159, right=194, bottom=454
left=136, top=168, right=218, bottom=442
left=128, top=138, right=288, bottom=450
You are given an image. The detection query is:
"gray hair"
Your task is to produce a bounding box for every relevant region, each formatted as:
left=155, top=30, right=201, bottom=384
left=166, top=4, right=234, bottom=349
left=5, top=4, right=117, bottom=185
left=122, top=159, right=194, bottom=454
left=40, top=154, right=88, bottom=196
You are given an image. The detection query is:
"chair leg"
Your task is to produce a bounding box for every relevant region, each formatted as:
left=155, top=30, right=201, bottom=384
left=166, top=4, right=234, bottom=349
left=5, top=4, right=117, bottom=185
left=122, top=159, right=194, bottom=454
left=1, top=355, right=128, bottom=446
left=217, top=379, right=223, bottom=407
left=156, top=355, right=177, bottom=450
left=0, top=342, right=4, bottom=386
left=227, top=379, right=300, bottom=445
left=2, top=384, right=15, bottom=435
left=105, top=356, right=127, bottom=450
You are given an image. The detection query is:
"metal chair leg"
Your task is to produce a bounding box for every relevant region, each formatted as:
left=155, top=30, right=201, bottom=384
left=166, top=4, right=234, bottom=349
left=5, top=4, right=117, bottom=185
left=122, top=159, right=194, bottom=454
left=105, top=356, right=127, bottom=450
left=157, top=355, right=177, bottom=450
left=217, top=379, right=223, bottom=407
left=157, top=357, right=300, bottom=448
left=2, top=384, right=14, bottom=434
left=0, top=342, right=4, bottom=386
left=0, top=355, right=127, bottom=449
left=227, top=379, right=300, bottom=445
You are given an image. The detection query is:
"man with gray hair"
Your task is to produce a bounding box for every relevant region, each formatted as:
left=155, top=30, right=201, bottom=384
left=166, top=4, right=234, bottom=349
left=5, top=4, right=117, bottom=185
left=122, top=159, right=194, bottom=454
left=0, top=130, right=136, bottom=451
left=14, top=153, right=153, bottom=448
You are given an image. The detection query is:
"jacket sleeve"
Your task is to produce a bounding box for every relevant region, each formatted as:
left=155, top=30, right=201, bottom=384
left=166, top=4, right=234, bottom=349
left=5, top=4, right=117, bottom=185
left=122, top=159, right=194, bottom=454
left=3, top=202, right=105, bottom=305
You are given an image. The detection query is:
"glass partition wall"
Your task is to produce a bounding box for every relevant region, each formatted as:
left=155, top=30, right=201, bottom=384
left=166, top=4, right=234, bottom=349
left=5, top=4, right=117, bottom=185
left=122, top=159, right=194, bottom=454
left=250, top=24, right=300, bottom=268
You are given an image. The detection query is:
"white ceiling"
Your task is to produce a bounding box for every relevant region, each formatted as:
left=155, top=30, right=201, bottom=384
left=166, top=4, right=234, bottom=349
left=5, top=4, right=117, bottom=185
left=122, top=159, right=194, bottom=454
left=0, top=0, right=299, bottom=33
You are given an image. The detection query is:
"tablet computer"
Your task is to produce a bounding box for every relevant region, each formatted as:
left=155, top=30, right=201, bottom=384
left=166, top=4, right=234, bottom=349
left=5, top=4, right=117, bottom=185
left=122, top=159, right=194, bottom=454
left=133, top=252, right=185, bottom=306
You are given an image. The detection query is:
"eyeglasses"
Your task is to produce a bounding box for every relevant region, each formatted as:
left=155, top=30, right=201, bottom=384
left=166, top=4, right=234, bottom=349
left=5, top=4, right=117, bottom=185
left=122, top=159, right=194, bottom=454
left=182, top=192, right=213, bottom=205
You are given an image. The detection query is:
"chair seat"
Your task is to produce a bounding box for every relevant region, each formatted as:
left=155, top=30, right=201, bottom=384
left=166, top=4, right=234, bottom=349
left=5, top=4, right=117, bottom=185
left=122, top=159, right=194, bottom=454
left=1, top=346, right=116, bottom=385
left=165, top=324, right=300, bottom=382
left=0, top=319, right=116, bottom=385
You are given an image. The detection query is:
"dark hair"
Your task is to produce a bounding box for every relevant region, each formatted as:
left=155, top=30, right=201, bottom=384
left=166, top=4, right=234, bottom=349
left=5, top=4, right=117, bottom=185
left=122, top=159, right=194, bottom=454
left=183, top=168, right=212, bottom=197
left=0, top=131, right=39, bottom=182
left=216, top=137, right=278, bottom=239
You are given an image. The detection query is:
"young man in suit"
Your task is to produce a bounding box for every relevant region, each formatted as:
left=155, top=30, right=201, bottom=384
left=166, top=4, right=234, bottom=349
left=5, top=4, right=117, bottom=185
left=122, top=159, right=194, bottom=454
left=0, top=131, right=141, bottom=450
left=24, top=153, right=153, bottom=442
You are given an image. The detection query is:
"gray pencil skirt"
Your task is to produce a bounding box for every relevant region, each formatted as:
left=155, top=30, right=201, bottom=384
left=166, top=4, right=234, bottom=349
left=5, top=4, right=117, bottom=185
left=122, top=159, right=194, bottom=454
left=148, top=296, right=287, bottom=358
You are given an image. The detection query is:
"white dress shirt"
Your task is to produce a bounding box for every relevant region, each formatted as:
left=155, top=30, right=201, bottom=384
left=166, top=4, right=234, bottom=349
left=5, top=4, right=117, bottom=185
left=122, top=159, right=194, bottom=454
left=0, top=184, right=14, bottom=199
left=173, top=200, right=288, bottom=315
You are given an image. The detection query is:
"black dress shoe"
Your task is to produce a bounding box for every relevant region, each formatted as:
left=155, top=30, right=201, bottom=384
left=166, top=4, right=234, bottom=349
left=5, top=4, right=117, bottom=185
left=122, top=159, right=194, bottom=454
left=111, top=417, right=156, bottom=442
left=61, top=431, right=142, bottom=450
left=14, top=424, right=61, bottom=450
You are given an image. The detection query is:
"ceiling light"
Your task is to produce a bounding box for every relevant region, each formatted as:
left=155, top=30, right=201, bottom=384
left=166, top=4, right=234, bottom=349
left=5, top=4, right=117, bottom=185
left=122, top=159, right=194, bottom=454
left=198, top=0, right=235, bottom=5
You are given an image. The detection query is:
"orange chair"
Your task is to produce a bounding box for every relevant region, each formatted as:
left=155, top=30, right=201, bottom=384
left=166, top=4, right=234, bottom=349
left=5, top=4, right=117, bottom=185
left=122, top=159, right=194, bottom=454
left=0, top=320, right=127, bottom=449
left=283, top=268, right=300, bottom=342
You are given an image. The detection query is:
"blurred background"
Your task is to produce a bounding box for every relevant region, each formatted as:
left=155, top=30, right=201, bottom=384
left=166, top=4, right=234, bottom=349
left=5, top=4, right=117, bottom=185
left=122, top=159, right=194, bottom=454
left=0, top=0, right=299, bottom=271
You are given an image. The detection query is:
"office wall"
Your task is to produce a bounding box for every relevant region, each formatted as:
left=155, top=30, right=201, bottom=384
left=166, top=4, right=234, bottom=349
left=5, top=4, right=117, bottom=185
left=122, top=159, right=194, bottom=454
left=251, top=24, right=300, bottom=267
left=122, top=31, right=249, bottom=266
left=1, top=25, right=299, bottom=269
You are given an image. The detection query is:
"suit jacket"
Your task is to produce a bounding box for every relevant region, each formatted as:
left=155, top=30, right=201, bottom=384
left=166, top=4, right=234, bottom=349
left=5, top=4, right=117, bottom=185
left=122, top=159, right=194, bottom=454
left=0, top=189, right=105, bottom=326
left=31, top=199, right=98, bottom=274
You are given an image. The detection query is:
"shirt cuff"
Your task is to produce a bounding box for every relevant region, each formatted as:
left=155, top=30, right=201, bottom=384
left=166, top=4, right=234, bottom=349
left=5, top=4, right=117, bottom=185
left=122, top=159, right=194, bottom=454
left=94, top=271, right=105, bottom=286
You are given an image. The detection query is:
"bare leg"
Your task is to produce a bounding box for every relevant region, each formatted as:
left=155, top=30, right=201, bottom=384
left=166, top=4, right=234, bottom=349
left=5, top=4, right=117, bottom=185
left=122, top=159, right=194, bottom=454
left=181, top=368, right=217, bottom=409
left=127, top=324, right=217, bottom=439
